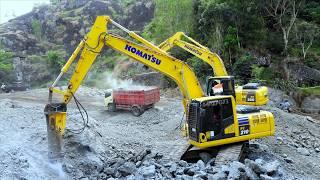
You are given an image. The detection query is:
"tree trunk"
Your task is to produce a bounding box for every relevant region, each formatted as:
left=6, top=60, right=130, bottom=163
left=282, top=28, right=289, bottom=55
left=282, top=58, right=290, bottom=80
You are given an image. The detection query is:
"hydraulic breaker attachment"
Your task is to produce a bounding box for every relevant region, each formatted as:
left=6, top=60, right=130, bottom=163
left=44, top=103, right=67, bottom=161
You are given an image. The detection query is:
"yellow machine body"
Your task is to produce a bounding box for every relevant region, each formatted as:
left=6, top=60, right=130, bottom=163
left=235, top=86, right=269, bottom=106
left=187, top=96, right=274, bottom=148
left=48, top=112, right=67, bottom=134
left=45, top=16, right=275, bottom=158
left=158, top=32, right=269, bottom=106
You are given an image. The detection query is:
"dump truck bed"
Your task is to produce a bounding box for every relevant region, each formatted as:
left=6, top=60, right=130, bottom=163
left=113, top=87, right=160, bottom=106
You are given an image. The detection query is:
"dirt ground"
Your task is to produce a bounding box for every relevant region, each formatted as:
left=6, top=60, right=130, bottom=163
left=0, top=87, right=319, bottom=179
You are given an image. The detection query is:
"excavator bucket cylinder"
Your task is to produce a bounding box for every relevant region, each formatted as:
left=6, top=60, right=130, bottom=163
left=44, top=103, right=67, bottom=161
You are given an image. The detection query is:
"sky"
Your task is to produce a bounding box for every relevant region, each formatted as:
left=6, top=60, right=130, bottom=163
left=0, top=0, right=50, bottom=24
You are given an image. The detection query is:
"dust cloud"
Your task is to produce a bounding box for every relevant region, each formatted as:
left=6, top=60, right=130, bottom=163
left=47, top=162, right=66, bottom=179
left=92, top=71, right=149, bottom=90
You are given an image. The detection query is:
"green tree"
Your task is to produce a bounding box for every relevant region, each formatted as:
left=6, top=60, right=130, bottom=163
left=300, top=0, right=320, bottom=24
left=196, top=1, right=234, bottom=50
left=224, top=26, right=239, bottom=66
left=263, top=0, right=302, bottom=55
left=294, top=20, right=319, bottom=60
left=186, top=56, right=212, bottom=83
left=143, top=0, right=195, bottom=43
left=196, top=0, right=266, bottom=67
left=232, top=54, right=254, bottom=83
left=31, top=19, right=42, bottom=40
left=0, top=50, right=14, bottom=82
left=46, top=51, right=65, bottom=76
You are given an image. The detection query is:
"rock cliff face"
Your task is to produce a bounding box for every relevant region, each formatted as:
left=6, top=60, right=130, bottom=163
left=0, top=0, right=154, bottom=85
left=0, top=0, right=154, bottom=55
left=287, top=63, right=320, bottom=85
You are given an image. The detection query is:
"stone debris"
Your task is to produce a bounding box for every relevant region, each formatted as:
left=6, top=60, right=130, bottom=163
left=297, top=147, right=310, bottom=156
left=0, top=87, right=319, bottom=179
left=85, top=149, right=286, bottom=179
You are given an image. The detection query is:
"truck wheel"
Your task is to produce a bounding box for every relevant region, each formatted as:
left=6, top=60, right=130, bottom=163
left=107, top=103, right=116, bottom=112
left=131, top=106, right=143, bottom=116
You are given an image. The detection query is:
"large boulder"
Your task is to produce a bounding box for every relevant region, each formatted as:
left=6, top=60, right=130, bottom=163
left=301, top=96, right=320, bottom=114
left=288, top=63, right=320, bottom=85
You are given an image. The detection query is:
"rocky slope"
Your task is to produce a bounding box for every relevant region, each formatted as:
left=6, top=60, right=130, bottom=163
left=0, top=0, right=154, bottom=55
left=0, top=0, right=154, bottom=86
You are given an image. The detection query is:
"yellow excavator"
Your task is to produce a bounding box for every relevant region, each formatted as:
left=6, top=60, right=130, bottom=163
left=44, top=16, right=275, bottom=161
left=158, top=32, right=269, bottom=106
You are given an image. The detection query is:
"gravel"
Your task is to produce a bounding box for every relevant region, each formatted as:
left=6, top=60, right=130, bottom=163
left=0, top=87, right=320, bottom=179
left=297, top=148, right=311, bottom=156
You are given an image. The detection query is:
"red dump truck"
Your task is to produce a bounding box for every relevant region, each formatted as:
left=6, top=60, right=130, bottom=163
left=104, top=87, right=160, bottom=116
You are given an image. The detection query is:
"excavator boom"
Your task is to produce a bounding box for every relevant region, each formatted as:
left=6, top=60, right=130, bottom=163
left=159, top=32, right=228, bottom=76
left=45, top=16, right=204, bottom=159
left=52, top=16, right=204, bottom=109
left=158, top=32, right=269, bottom=106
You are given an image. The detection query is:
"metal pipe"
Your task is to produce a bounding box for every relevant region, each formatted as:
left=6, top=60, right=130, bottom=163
left=184, top=34, right=207, bottom=49
left=110, top=19, right=130, bottom=33
left=61, top=40, right=84, bottom=73
left=110, top=18, right=167, bottom=54
left=51, top=72, right=63, bottom=88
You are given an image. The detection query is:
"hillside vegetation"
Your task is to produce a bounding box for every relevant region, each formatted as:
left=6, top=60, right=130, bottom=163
left=144, top=0, right=320, bottom=90
left=0, top=0, right=319, bottom=92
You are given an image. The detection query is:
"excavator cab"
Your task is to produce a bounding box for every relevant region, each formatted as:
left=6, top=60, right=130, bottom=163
left=206, top=76, right=268, bottom=106
left=206, top=76, right=236, bottom=98
left=188, top=96, right=236, bottom=143
left=188, top=95, right=275, bottom=148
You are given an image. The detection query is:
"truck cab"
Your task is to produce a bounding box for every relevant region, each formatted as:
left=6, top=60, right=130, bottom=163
left=104, top=89, right=115, bottom=111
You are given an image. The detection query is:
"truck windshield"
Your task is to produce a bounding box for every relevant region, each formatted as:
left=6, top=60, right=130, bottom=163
left=105, top=92, right=111, bottom=98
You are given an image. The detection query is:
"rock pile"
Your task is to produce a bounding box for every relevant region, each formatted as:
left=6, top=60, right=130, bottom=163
left=65, top=148, right=285, bottom=179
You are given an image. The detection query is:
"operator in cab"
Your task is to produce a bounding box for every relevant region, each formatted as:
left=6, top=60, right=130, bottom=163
left=211, top=80, right=223, bottom=95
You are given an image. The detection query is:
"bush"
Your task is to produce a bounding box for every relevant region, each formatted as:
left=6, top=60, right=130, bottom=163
left=298, top=86, right=320, bottom=97
left=0, top=50, right=14, bottom=82
left=46, top=51, right=65, bottom=76
left=270, top=78, right=297, bottom=93
left=186, top=56, right=212, bottom=84
left=304, top=52, right=320, bottom=70
left=31, top=19, right=42, bottom=40
left=143, top=0, right=195, bottom=43
left=232, top=54, right=254, bottom=83
left=96, top=54, right=118, bottom=71
left=251, top=66, right=276, bottom=82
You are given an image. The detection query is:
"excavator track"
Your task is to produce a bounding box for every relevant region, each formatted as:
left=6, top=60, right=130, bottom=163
left=168, top=141, right=247, bottom=165
left=214, top=142, right=247, bottom=166
left=166, top=141, right=192, bottom=161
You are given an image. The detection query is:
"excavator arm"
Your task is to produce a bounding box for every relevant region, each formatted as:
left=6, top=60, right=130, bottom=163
left=51, top=17, right=203, bottom=106
left=158, top=32, right=228, bottom=76
left=45, top=16, right=205, bottom=159
left=158, top=32, right=269, bottom=106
